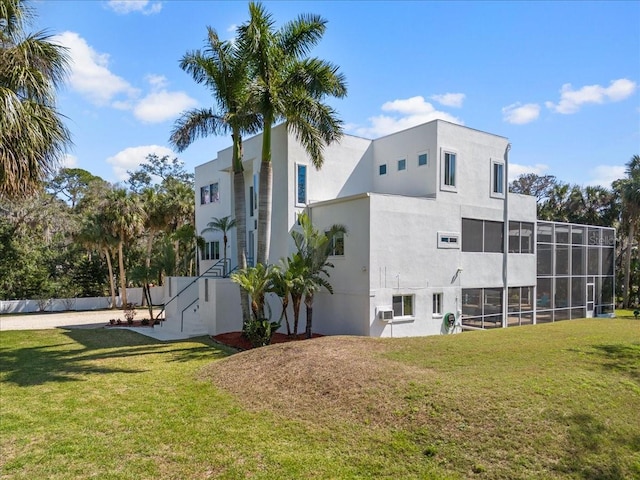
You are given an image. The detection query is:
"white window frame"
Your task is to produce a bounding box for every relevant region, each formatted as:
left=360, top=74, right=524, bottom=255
left=491, top=160, right=505, bottom=199
left=397, top=158, right=406, bottom=171
left=437, top=231, right=460, bottom=249
left=433, top=293, right=443, bottom=316
left=392, top=294, right=414, bottom=318
left=418, top=151, right=428, bottom=167
left=295, top=163, right=307, bottom=206
left=326, top=231, right=345, bottom=256
left=441, top=149, right=457, bottom=192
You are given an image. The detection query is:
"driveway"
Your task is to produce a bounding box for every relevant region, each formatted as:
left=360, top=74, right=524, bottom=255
left=0, top=310, right=117, bottom=331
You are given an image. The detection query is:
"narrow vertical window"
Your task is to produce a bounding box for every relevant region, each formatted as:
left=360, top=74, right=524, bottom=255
left=433, top=293, right=442, bottom=315
left=492, top=162, right=504, bottom=196
left=296, top=164, right=307, bottom=205
left=212, top=241, right=220, bottom=260
left=379, top=164, right=387, bottom=175
left=444, top=152, right=456, bottom=187
left=210, top=183, right=219, bottom=203
left=249, top=186, right=254, bottom=217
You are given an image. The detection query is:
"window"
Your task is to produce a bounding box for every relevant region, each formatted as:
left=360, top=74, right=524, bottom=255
left=379, top=164, right=387, bottom=175
left=443, top=152, right=456, bottom=188
left=462, top=218, right=504, bottom=253
left=433, top=293, right=442, bottom=315
left=296, top=164, right=307, bottom=205
left=437, top=232, right=460, bottom=249
left=492, top=161, right=504, bottom=196
left=508, top=221, right=534, bottom=254
left=200, top=183, right=219, bottom=205
left=462, top=288, right=503, bottom=329
left=418, top=152, right=428, bottom=166
left=202, top=241, right=220, bottom=260
left=397, top=159, right=406, bottom=171
left=249, top=186, right=254, bottom=217
left=327, top=231, right=345, bottom=256
left=392, top=295, right=413, bottom=317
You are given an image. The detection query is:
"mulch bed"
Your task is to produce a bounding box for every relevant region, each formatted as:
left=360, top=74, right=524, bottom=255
left=105, top=319, right=160, bottom=328
left=212, top=331, right=323, bottom=350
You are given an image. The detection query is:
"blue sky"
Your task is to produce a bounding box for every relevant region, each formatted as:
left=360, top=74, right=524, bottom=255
left=37, top=0, right=639, bottom=188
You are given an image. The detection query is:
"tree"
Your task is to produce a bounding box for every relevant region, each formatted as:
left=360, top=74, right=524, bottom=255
left=76, top=213, right=118, bottom=307
left=201, top=215, right=236, bottom=276
left=170, top=26, right=260, bottom=322
left=290, top=212, right=346, bottom=338
left=0, top=0, right=71, bottom=198
left=230, top=263, right=279, bottom=347
left=509, top=173, right=557, bottom=203
left=238, top=2, right=347, bottom=265
left=102, top=188, right=145, bottom=307
left=619, top=155, right=640, bottom=308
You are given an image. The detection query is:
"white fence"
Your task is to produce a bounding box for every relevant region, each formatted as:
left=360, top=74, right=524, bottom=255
left=0, top=287, right=164, bottom=314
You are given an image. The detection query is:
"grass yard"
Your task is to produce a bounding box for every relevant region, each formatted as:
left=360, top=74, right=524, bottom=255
left=1, top=318, right=639, bottom=479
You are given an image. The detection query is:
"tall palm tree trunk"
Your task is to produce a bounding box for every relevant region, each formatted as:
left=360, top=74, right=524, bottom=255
left=623, top=221, right=636, bottom=308
left=118, top=240, right=128, bottom=307
left=257, top=116, right=273, bottom=265
left=233, top=134, right=251, bottom=322
left=104, top=247, right=116, bottom=309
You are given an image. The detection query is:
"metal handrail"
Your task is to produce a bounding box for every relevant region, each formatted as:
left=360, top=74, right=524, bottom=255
left=181, top=298, right=199, bottom=332
left=156, top=258, right=231, bottom=320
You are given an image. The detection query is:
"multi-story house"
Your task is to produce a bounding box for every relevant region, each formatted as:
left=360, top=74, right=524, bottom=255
left=162, top=120, right=615, bottom=338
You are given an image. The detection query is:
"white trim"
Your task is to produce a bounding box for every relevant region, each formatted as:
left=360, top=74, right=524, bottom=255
left=295, top=163, right=307, bottom=206
left=490, top=159, right=505, bottom=199
left=437, top=231, right=460, bottom=249
left=440, top=148, right=458, bottom=192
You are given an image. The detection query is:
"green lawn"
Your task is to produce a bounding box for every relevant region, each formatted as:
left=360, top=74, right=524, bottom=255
left=1, top=318, right=639, bottom=479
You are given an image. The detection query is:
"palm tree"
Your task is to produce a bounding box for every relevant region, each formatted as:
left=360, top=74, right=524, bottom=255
left=102, top=188, right=145, bottom=308
left=238, top=2, right=347, bottom=265
left=76, top=213, right=118, bottom=308
left=170, top=26, right=260, bottom=322
left=291, top=212, right=346, bottom=338
left=0, top=0, right=71, bottom=198
left=201, top=215, right=236, bottom=276
left=619, top=155, right=640, bottom=308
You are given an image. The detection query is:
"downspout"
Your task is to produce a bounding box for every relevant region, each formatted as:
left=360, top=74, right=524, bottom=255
left=502, top=143, right=511, bottom=328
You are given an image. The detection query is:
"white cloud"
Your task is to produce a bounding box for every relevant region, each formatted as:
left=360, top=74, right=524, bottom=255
left=106, top=145, right=175, bottom=181
left=106, top=0, right=162, bottom=15
left=53, top=31, right=138, bottom=106
left=352, top=95, right=463, bottom=137
left=585, top=165, right=626, bottom=187
left=430, top=93, right=465, bottom=108
left=502, top=103, right=540, bottom=125
left=61, top=154, right=78, bottom=169
left=132, top=75, right=198, bottom=123
left=545, top=78, right=637, bottom=114
left=508, top=163, right=549, bottom=182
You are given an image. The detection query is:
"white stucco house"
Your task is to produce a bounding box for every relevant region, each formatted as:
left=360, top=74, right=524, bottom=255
left=161, top=119, right=615, bottom=338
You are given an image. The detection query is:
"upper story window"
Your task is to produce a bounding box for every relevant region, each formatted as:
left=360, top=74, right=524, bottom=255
left=462, top=218, right=504, bottom=253
left=491, top=161, right=505, bottom=197
left=508, top=221, right=534, bottom=253
left=202, top=241, right=220, bottom=260
left=441, top=151, right=457, bottom=191
left=326, top=231, right=345, bottom=256
left=397, top=159, right=406, bottom=171
left=393, top=294, right=414, bottom=317
left=296, top=164, right=307, bottom=205
left=379, top=164, right=387, bottom=175
left=250, top=174, right=258, bottom=216
left=418, top=152, right=428, bottom=167
left=200, top=183, right=219, bottom=205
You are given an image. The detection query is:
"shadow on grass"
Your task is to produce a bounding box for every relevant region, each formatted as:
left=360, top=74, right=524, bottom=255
left=554, top=412, right=639, bottom=479
left=0, top=329, right=229, bottom=387
left=591, top=342, right=640, bottom=383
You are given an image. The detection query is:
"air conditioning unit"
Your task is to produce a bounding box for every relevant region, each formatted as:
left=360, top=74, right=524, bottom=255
left=377, top=308, right=393, bottom=321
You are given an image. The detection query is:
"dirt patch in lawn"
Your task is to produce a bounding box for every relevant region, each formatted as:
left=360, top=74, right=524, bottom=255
left=200, top=335, right=432, bottom=427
